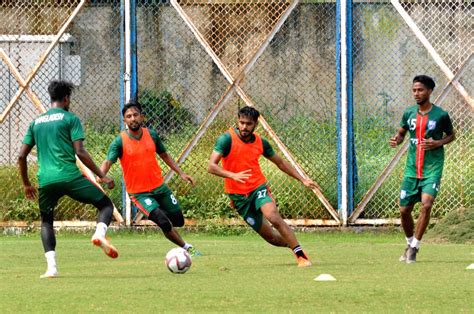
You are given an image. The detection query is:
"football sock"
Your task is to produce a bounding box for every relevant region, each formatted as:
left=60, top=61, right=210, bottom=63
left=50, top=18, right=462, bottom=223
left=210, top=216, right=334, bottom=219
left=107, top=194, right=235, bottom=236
left=94, top=222, right=107, bottom=239
left=410, top=238, right=421, bottom=249
left=292, top=245, right=307, bottom=259
left=406, top=236, right=414, bottom=245
left=45, top=250, right=57, bottom=270
left=182, top=243, right=192, bottom=250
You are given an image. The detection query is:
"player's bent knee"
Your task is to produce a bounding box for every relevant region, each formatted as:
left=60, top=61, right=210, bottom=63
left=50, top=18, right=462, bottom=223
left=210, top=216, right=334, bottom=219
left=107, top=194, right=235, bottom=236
left=149, top=209, right=173, bottom=233
left=268, top=215, right=284, bottom=228
left=94, top=196, right=114, bottom=225
left=420, top=205, right=432, bottom=215
left=168, top=211, right=184, bottom=227
left=400, top=206, right=412, bottom=216
left=93, top=195, right=113, bottom=211
left=41, top=211, right=54, bottom=225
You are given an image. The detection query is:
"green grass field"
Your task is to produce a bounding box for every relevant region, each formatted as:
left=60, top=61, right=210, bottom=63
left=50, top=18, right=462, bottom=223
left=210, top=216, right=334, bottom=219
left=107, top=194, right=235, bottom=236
left=0, top=232, right=472, bottom=313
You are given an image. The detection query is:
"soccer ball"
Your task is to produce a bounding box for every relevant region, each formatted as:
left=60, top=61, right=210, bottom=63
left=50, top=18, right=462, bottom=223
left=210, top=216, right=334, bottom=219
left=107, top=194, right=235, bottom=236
left=165, top=248, right=192, bottom=274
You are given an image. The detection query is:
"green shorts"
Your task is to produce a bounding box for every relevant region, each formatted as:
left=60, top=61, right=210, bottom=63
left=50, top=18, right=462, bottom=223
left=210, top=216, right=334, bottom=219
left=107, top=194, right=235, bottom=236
left=129, top=184, right=181, bottom=217
left=399, top=177, right=441, bottom=206
left=228, top=184, right=274, bottom=232
left=39, top=175, right=106, bottom=214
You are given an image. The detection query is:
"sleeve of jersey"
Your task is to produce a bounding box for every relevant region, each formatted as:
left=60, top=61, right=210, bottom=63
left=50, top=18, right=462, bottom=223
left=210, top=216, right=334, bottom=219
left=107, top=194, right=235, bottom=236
left=442, top=112, right=454, bottom=135
left=400, top=110, right=409, bottom=130
left=262, top=139, right=275, bottom=158
left=214, top=133, right=231, bottom=157
left=149, top=129, right=167, bottom=154
left=22, top=122, right=35, bottom=146
left=70, top=115, right=85, bottom=142
left=106, top=136, right=122, bottom=163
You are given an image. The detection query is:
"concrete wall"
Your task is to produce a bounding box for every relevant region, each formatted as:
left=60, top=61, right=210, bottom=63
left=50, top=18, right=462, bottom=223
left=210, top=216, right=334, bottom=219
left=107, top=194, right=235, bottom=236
left=0, top=2, right=472, bottom=163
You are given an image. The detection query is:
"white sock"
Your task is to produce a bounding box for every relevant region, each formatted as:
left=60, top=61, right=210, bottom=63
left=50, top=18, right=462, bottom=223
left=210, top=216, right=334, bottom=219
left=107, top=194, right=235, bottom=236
left=410, top=238, right=421, bottom=249
left=406, top=236, right=414, bottom=245
left=45, top=251, right=57, bottom=270
left=94, top=222, right=108, bottom=238
left=182, top=243, right=192, bottom=250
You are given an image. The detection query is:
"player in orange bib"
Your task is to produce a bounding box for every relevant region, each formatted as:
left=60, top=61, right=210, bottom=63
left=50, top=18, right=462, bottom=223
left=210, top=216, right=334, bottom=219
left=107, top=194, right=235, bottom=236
left=208, top=106, right=318, bottom=267
left=98, top=102, right=201, bottom=256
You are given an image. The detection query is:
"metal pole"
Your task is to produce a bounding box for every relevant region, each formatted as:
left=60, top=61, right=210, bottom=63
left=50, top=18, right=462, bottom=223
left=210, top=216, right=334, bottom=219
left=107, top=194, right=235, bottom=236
left=123, top=0, right=132, bottom=226
left=336, top=0, right=348, bottom=225
left=120, top=0, right=127, bottom=223
left=346, top=0, right=354, bottom=219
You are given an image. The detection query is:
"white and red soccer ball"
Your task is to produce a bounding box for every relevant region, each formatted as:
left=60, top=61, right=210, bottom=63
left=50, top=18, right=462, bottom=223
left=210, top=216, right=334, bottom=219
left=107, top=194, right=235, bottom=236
left=165, top=248, right=192, bottom=274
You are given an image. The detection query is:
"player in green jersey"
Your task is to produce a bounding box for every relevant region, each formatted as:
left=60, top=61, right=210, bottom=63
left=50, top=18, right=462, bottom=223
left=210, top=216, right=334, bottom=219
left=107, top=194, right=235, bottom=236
left=18, top=80, right=119, bottom=278
left=98, top=102, right=201, bottom=257
left=208, top=107, right=317, bottom=267
left=389, top=75, right=455, bottom=263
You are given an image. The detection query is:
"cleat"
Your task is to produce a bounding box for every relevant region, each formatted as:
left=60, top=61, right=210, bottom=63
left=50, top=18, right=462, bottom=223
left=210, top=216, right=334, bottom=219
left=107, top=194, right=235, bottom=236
left=296, top=256, right=312, bottom=267
left=40, top=269, right=58, bottom=279
left=406, top=246, right=418, bottom=264
left=399, top=245, right=410, bottom=262
left=295, top=250, right=312, bottom=267
left=92, top=236, right=119, bottom=259
left=186, top=246, right=203, bottom=257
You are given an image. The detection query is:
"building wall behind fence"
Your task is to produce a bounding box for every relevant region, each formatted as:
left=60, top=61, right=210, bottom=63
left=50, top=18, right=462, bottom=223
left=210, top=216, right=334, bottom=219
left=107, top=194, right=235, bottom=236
left=0, top=1, right=472, bottom=223
left=0, top=1, right=124, bottom=222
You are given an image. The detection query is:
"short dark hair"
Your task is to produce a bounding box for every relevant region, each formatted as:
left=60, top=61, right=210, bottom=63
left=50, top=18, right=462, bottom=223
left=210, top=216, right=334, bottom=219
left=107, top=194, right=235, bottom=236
left=48, top=80, right=74, bottom=102
left=413, top=75, right=435, bottom=90
left=122, top=101, right=142, bottom=117
left=238, top=106, right=260, bottom=122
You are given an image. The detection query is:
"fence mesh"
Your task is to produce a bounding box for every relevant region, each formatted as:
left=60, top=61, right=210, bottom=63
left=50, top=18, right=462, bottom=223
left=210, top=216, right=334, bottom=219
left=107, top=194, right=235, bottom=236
left=353, top=0, right=473, bottom=219
left=0, top=0, right=472, bottom=224
left=137, top=0, right=337, bottom=221
left=0, top=1, right=122, bottom=221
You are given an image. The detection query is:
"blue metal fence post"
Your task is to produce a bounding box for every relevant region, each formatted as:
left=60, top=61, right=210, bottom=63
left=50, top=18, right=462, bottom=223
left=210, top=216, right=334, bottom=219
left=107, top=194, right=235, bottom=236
left=346, top=0, right=355, bottom=217
left=336, top=0, right=355, bottom=225
left=336, top=0, right=343, bottom=221
left=121, top=0, right=138, bottom=224
left=130, top=0, right=138, bottom=101
left=120, top=0, right=126, bottom=218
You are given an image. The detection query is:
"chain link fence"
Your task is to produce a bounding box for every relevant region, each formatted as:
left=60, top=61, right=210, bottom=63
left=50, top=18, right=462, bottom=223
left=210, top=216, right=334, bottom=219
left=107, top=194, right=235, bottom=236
left=0, top=0, right=123, bottom=222
left=137, top=0, right=338, bottom=222
left=352, top=0, right=473, bottom=220
left=0, top=0, right=471, bottom=225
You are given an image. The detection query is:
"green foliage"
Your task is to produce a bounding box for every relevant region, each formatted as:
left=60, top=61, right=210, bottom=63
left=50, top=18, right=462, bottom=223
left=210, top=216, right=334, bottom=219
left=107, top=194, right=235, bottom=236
left=191, top=219, right=251, bottom=236
left=139, top=90, right=194, bottom=136
left=181, top=193, right=237, bottom=220
left=83, top=123, right=118, bottom=161
left=4, top=198, right=40, bottom=223
left=0, top=101, right=471, bottom=222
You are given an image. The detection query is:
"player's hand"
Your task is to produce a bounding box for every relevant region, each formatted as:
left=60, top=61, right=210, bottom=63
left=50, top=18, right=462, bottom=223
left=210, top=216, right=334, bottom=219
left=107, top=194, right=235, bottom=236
left=231, top=169, right=252, bottom=183
left=180, top=173, right=196, bottom=186
left=389, top=135, right=401, bottom=148
left=302, top=178, right=320, bottom=190
left=23, top=185, right=37, bottom=200
left=420, top=138, right=439, bottom=151
left=99, top=176, right=115, bottom=189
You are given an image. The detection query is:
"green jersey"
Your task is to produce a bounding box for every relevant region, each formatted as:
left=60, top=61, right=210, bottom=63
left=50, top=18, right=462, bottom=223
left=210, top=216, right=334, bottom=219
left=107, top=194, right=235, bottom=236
left=22, top=108, right=84, bottom=187
left=400, top=104, right=454, bottom=179
left=213, top=128, right=275, bottom=158
left=106, top=128, right=166, bottom=163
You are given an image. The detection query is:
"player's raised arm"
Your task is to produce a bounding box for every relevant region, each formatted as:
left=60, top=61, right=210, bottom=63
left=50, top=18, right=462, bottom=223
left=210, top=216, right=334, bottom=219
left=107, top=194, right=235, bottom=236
left=99, top=160, right=114, bottom=177
left=208, top=151, right=252, bottom=183
left=266, top=153, right=318, bottom=189
left=73, top=140, right=114, bottom=189
left=159, top=152, right=195, bottom=186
